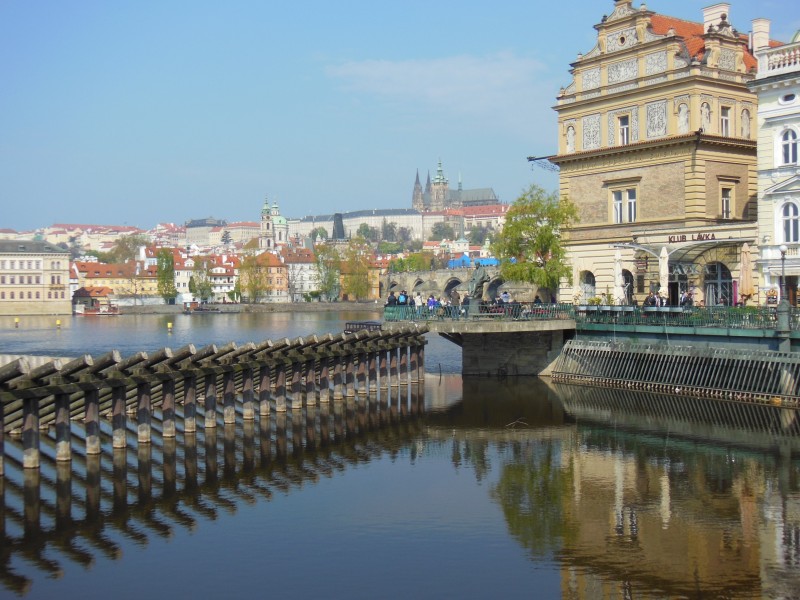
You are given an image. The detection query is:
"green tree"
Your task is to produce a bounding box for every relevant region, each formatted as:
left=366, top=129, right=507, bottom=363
left=381, top=219, right=398, bottom=242
left=108, top=234, right=150, bottom=263
left=468, top=225, right=491, bottom=246
left=430, top=222, right=456, bottom=241
left=378, top=241, right=403, bottom=255
left=192, top=258, right=214, bottom=302
left=221, top=230, right=233, bottom=245
left=314, top=244, right=341, bottom=302
left=156, top=249, right=178, bottom=302
left=397, top=227, right=412, bottom=244
left=388, top=251, right=434, bottom=273
left=310, top=226, right=329, bottom=242
left=356, top=223, right=378, bottom=242
left=342, top=237, right=371, bottom=300
left=492, top=184, right=578, bottom=298
left=239, top=255, right=270, bottom=303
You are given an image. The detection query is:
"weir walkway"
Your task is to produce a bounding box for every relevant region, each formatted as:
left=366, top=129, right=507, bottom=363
left=0, top=326, right=427, bottom=476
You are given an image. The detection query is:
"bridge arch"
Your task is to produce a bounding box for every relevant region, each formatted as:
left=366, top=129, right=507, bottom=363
left=485, top=277, right=505, bottom=301
left=443, top=277, right=463, bottom=297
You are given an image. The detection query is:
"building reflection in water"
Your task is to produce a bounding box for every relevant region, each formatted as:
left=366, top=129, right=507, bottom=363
left=2, top=375, right=799, bottom=598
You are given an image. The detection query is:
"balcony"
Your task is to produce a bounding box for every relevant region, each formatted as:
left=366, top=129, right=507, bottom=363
left=756, top=42, right=800, bottom=79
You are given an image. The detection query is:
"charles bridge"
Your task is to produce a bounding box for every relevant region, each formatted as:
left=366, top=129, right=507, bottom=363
left=382, top=266, right=539, bottom=303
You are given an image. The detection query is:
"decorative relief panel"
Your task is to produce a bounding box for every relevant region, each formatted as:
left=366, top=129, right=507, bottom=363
left=644, top=29, right=664, bottom=43
left=564, top=81, right=576, bottom=95
left=646, top=101, right=667, bottom=138
left=583, top=91, right=601, bottom=100
left=645, top=51, right=667, bottom=75
left=609, top=82, right=639, bottom=94
left=646, top=75, right=667, bottom=85
left=718, top=48, right=736, bottom=71
left=582, top=114, right=601, bottom=150
left=583, top=45, right=601, bottom=60
left=674, top=51, right=689, bottom=69
left=607, top=2, right=637, bottom=21
left=582, top=68, right=600, bottom=91
left=673, top=94, right=690, bottom=111
left=608, top=59, right=638, bottom=84
left=606, top=27, right=638, bottom=53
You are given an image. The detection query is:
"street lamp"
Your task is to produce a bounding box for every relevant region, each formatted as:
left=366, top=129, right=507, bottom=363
left=779, top=244, right=788, bottom=303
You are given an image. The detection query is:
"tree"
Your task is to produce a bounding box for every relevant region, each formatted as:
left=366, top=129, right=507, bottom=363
left=381, top=219, right=398, bottom=242
left=310, top=226, right=329, bottom=242
left=108, top=234, right=150, bottom=263
left=221, top=230, right=233, bottom=246
left=388, top=251, right=434, bottom=273
left=468, top=225, right=491, bottom=246
left=239, top=255, right=270, bottom=303
left=378, top=241, right=403, bottom=255
left=342, top=237, right=371, bottom=300
left=430, top=222, right=455, bottom=241
left=397, top=227, right=413, bottom=244
left=192, top=258, right=214, bottom=302
left=314, top=244, right=341, bottom=302
left=356, top=223, right=378, bottom=242
left=156, top=249, right=178, bottom=302
left=492, top=185, right=578, bottom=298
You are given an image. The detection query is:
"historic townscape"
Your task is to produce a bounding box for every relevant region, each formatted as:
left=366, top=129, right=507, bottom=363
left=1, top=0, right=799, bottom=320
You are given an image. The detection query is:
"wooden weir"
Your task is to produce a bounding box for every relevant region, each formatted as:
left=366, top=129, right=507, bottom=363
left=0, top=325, right=428, bottom=475
left=551, top=340, right=800, bottom=407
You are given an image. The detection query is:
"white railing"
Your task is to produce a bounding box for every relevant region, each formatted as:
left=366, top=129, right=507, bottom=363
left=757, top=43, right=800, bottom=78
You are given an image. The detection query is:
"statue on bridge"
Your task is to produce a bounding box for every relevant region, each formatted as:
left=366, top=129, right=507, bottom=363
left=467, top=263, right=490, bottom=302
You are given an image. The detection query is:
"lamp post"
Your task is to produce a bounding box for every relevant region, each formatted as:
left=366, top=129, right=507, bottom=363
left=779, top=244, right=788, bottom=303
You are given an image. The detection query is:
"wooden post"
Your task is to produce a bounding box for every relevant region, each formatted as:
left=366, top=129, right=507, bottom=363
left=333, top=357, right=344, bottom=400
left=305, top=403, right=317, bottom=451
left=204, top=372, right=217, bottom=429
left=223, top=370, right=236, bottom=424
left=55, top=392, right=71, bottom=462
left=258, top=363, right=271, bottom=417
left=162, top=377, right=176, bottom=438
left=368, top=352, right=378, bottom=396
left=390, top=348, right=399, bottom=387
left=85, top=387, right=101, bottom=455
left=319, top=357, right=330, bottom=403
left=410, top=345, right=419, bottom=383
left=137, top=381, right=152, bottom=444
left=112, top=383, right=127, bottom=448
left=55, top=461, right=72, bottom=527
left=275, top=363, right=287, bottom=412
left=419, top=345, right=425, bottom=380
left=275, top=411, right=287, bottom=459
left=357, top=352, right=367, bottom=396
left=400, top=347, right=408, bottom=385
left=242, top=366, right=255, bottom=420
left=345, top=353, right=356, bottom=397
left=291, top=362, right=302, bottom=407
left=379, top=350, right=389, bottom=390
left=305, top=359, right=316, bottom=406
left=205, top=427, right=218, bottom=485
left=22, top=397, right=40, bottom=469
left=184, top=373, right=197, bottom=434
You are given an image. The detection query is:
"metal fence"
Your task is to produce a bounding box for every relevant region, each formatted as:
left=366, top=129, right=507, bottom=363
left=384, top=303, right=800, bottom=331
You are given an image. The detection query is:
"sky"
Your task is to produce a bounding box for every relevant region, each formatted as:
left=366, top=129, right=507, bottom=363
left=1, top=0, right=798, bottom=233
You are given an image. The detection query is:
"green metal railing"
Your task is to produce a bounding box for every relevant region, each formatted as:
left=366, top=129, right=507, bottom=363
left=383, top=303, right=800, bottom=331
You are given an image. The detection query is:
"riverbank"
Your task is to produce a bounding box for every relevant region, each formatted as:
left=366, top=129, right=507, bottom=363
left=123, top=301, right=384, bottom=315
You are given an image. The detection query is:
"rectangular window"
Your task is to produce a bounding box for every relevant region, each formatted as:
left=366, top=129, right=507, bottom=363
left=619, top=115, right=630, bottom=145
left=627, top=189, right=637, bottom=223
left=721, top=187, right=732, bottom=219
left=720, top=107, right=730, bottom=137
left=613, top=191, right=623, bottom=224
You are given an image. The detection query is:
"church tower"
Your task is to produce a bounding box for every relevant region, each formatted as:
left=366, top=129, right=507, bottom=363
left=412, top=169, right=424, bottom=211
left=430, top=160, right=449, bottom=211
left=259, top=196, right=274, bottom=250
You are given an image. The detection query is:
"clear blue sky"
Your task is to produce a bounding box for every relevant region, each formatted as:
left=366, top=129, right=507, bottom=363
left=1, top=0, right=797, bottom=232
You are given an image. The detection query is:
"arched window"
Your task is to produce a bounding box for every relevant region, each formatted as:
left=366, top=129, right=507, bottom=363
left=784, top=203, right=799, bottom=243
left=580, top=271, right=596, bottom=299
left=703, top=262, right=733, bottom=306
left=783, top=129, right=798, bottom=165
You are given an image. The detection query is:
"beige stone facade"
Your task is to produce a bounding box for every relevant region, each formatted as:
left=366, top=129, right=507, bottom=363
left=551, top=1, right=767, bottom=306
left=0, top=240, right=71, bottom=315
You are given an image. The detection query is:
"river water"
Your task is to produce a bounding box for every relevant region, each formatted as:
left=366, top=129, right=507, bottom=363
left=1, top=312, right=799, bottom=599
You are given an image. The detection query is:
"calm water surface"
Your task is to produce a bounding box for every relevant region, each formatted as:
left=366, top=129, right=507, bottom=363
left=1, top=313, right=799, bottom=599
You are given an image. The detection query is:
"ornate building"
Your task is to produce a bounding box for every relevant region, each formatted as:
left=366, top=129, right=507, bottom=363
left=411, top=160, right=499, bottom=212
left=0, top=240, right=71, bottom=315
left=550, top=0, right=775, bottom=306
left=750, top=28, right=800, bottom=305
left=258, top=197, right=289, bottom=250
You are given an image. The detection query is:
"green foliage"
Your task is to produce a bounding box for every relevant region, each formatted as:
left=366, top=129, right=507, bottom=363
left=356, top=223, right=378, bottom=242
left=156, top=249, right=177, bottom=301
left=430, top=222, right=455, bottom=241
left=192, top=258, right=214, bottom=302
left=468, top=225, right=491, bottom=246
left=221, top=230, right=233, bottom=245
left=238, top=255, right=270, bottom=303
left=378, top=241, right=403, bottom=254
left=389, top=251, right=434, bottom=273
left=108, top=234, right=150, bottom=263
left=381, top=219, right=398, bottom=242
left=492, top=184, right=578, bottom=297
left=310, top=226, right=329, bottom=242
left=342, top=237, right=371, bottom=300
left=314, top=244, right=341, bottom=302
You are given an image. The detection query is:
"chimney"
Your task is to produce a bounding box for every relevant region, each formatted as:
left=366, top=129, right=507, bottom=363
left=751, top=18, right=770, bottom=51
left=703, top=3, right=730, bottom=32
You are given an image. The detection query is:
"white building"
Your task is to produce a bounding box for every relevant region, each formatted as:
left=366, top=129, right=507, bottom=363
left=750, top=26, right=800, bottom=304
